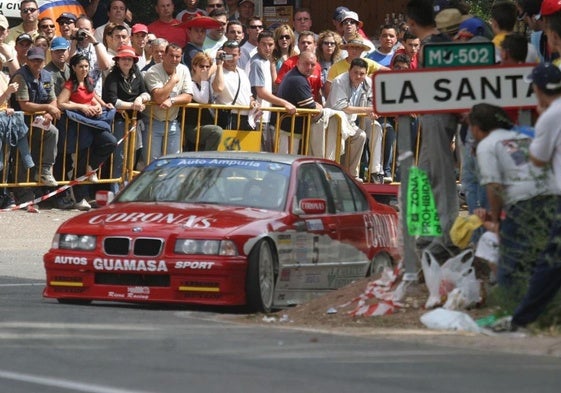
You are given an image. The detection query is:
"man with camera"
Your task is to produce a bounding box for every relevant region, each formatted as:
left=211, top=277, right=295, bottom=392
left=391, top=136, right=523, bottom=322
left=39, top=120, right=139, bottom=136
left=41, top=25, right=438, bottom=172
left=211, top=40, right=257, bottom=132
left=68, top=15, right=112, bottom=96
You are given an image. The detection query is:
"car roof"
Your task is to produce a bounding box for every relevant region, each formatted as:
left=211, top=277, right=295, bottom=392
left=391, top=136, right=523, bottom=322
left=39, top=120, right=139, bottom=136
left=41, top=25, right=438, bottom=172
left=162, top=151, right=312, bottom=166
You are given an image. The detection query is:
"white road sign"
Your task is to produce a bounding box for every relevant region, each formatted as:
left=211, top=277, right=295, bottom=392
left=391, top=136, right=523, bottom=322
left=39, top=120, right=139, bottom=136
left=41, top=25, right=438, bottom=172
left=373, top=65, right=537, bottom=116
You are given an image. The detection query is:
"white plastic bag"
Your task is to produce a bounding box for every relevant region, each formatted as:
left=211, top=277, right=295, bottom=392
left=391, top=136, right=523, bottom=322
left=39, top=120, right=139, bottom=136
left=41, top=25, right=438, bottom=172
left=421, top=250, right=443, bottom=308
left=420, top=308, right=482, bottom=333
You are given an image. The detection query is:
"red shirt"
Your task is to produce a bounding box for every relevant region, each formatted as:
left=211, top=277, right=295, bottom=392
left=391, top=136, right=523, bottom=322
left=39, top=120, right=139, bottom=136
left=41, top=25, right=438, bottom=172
left=148, top=19, right=189, bottom=48
left=276, top=55, right=323, bottom=102
left=64, top=80, right=95, bottom=105
left=392, top=48, right=419, bottom=70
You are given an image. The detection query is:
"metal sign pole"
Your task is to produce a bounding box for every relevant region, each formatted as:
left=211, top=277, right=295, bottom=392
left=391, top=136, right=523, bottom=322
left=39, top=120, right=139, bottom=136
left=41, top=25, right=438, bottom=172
left=397, top=115, right=418, bottom=282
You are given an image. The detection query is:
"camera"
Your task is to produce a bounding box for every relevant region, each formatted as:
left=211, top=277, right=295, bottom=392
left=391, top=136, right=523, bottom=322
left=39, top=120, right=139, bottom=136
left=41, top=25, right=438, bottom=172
left=74, top=29, right=88, bottom=42
left=218, top=53, right=234, bottom=61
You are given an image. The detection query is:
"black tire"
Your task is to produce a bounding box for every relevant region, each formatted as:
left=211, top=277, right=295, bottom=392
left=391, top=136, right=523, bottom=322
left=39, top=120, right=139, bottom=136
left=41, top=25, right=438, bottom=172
left=246, top=240, right=277, bottom=313
left=57, top=298, right=92, bottom=305
left=367, top=253, right=393, bottom=277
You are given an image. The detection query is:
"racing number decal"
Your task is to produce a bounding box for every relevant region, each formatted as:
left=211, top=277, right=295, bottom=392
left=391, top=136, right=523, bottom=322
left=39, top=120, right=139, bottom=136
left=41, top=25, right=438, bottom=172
left=312, top=236, right=319, bottom=264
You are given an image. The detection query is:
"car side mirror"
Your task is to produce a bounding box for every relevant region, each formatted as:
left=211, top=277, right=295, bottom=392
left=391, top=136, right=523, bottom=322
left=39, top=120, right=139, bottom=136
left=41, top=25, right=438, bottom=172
left=299, top=198, right=327, bottom=215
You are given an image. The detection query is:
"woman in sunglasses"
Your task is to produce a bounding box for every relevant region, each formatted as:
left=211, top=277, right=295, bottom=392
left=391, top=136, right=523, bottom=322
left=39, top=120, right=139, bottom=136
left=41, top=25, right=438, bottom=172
left=316, top=30, right=343, bottom=93
left=272, top=24, right=296, bottom=71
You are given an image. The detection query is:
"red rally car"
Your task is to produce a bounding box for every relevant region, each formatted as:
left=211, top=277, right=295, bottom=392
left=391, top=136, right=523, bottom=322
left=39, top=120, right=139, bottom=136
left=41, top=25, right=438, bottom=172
left=44, top=152, right=401, bottom=312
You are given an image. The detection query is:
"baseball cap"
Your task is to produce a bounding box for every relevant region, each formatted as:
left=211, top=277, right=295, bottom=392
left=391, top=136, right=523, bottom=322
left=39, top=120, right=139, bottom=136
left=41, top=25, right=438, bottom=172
left=238, top=0, right=255, bottom=5
left=56, top=12, right=77, bottom=23
left=458, top=16, right=488, bottom=37
left=524, top=62, right=561, bottom=92
left=27, top=47, right=46, bottom=61
left=131, top=23, right=148, bottom=35
left=0, top=15, right=9, bottom=30
left=449, top=215, right=483, bottom=249
left=538, top=0, right=561, bottom=18
left=50, top=36, right=70, bottom=50
left=16, top=33, right=33, bottom=44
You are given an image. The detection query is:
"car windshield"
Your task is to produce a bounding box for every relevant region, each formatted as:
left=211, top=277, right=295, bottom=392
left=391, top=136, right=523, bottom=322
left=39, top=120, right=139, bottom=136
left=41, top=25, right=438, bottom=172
left=116, top=157, right=291, bottom=210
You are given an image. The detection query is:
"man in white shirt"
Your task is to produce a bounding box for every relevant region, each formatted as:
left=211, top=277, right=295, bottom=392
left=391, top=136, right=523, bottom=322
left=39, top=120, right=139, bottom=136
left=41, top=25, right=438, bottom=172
left=143, top=43, right=193, bottom=163
left=94, top=0, right=130, bottom=44
left=239, top=16, right=263, bottom=71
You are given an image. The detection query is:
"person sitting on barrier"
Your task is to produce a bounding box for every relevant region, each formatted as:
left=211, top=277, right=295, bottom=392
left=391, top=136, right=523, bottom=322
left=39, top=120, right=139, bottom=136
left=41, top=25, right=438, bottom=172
left=143, top=43, right=193, bottom=163
left=211, top=40, right=256, bottom=131
left=103, top=45, right=151, bottom=193
left=11, top=46, right=59, bottom=195
left=185, top=52, right=222, bottom=151
left=326, top=57, right=377, bottom=182
left=0, top=55, right=33, bottom=173
left=58, top=54, right=117, bottom=187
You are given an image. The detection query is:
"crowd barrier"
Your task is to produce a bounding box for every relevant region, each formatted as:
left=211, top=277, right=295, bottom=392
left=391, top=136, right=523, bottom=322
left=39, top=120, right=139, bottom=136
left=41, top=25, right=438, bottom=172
left=1, top=103, right=421, bottom=192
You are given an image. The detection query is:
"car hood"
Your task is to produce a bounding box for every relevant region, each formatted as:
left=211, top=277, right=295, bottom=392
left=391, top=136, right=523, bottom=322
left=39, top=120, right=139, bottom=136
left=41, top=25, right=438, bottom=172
left=58, top=202, right=288, bottom=237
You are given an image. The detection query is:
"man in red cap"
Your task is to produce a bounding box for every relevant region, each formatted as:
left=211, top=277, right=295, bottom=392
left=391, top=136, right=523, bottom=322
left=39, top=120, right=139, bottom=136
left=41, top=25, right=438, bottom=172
left=130, top=23, right=148, bottom=69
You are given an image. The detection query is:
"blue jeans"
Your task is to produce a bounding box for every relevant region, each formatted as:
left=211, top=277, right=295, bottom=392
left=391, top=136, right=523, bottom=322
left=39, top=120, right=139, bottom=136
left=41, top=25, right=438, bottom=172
left=142, top=118, right=181, bottom=163
left=512, top=199, right=561, bottom=326
left=461, top=144, right=487, bottom=243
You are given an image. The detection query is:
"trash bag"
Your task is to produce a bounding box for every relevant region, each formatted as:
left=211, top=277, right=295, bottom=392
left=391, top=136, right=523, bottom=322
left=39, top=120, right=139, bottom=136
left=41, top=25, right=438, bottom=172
left=420, top=308, right=482, bottom=333
left=421, top=249, right=480, bottom=309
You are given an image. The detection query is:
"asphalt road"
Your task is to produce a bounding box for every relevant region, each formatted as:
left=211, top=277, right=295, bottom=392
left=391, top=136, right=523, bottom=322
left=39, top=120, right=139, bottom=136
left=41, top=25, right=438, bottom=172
left=1, top=209, right=560, bottom=393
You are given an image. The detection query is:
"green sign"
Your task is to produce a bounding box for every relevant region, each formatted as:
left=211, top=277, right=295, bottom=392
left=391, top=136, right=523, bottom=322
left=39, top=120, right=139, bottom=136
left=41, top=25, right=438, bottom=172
left=423, top=41, right=495, bottom=68
left=406, top=167, right=442, bottom=236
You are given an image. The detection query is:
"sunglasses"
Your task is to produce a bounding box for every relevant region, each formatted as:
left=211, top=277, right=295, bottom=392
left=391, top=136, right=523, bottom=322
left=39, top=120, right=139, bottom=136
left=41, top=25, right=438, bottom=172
left=198, top=64, right=211, bottom=69
left=323, top=41, right=336, bottom=46
left=342, top=19, right=358, bottom=25
left=58, top=20, right=75, bottom=25
left=40, top=24, right=56, bottom=29
left=279, top=35, right=291, bottom=40
left=248, top=25, right=264, bottom=30
left=22, top=8, right=37, bottom=14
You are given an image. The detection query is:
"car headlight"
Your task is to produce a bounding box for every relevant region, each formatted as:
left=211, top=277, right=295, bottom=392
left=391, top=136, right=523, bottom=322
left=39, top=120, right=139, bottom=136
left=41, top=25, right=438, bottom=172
left=56, top=234, right=97, bottom=251
left=174, top=239, right=238, bottom=256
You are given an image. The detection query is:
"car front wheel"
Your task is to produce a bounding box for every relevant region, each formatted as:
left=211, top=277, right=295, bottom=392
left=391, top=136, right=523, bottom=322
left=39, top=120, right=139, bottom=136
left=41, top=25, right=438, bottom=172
left=246, top=239, right=276, bottom=313
left=368, top=252, right=393, bottom=277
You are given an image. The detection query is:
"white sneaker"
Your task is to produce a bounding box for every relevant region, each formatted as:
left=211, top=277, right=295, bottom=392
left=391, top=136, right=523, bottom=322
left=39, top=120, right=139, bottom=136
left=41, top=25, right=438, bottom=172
left=74, top=199, right=91, bottom=211
left=86, top=166, right=99, bottom=183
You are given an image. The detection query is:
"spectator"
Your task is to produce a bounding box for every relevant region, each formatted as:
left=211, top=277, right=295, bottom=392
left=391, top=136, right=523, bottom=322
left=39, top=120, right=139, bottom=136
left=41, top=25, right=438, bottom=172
left=500, top=62, right=561, bottom=332
left=249, top=30, right=296, bottom=150
left=14, top=34, right=34, bottom=68
left=490, top=0, right=540, bottom=63
left=392, top=31, right=420, bottom=69
left=211, top=40, right=256, bottom=131
left=203, top=8, right=229, bottom=58
left=275, top=51, right=322, bottom=154
left=325, top=34, right=388, bottom=98
left=292, top=8, right=317, bottom=44
left=148, top=0, right=188, bottom=49
left=326, top=57, right=378, bottom=181
left=143, top=43, right=193, bottom=162
left=331, top=6, right=369, bottom=41
left=94, top=0, right=130, bottom=44
left=102, top=45, right=150, bottom=193
left=225, top=0, right=238, bottom=20
left=56, top=12, right=78, bottom=42
left=144, top=33, right=157, bottom=62
left=206, top=0, right=225, bottom=14
left=338, top=10, right=375, bottom=55
left=38, top=17, right=56, bottom=43
left=517, top=0, right=556, bottom=62
left=367, top=24, right=398, bottom=66
left=69, top=15, right=113, bottom=96
left=0, top=16, right=19, bottom=76
left=316, top=30, right=343, bottom=94
left=500, top=32, right=529, bottom=64
left=34, top=35, right=50, bottom=62
left=130, top=24, right=148, bottom=70
left=237, top=0, right=256, bottom=27
left=225, top=20, right=245, bottom=44
left=239, top=16, right=263, bottom=70
left=79, top=0, right=114, bottom=29
left=541, top=0, right=561, bottom=65
left=141, top=38, right=168, bottom=73
left=11, top=47, right=59, bottom=194
left=176, top=0, right=206, bottom=23
left=58, top=53, right=117, bottom=209
left=184, top=52, right=222, bottom=151
left=183, top=18, right=208, bottom=70
left=406, top=0, right=460, bottom=259
left=6, top=0, right=40, bottom=46
left=275, top=31, right=323, bottom=103
left=45, top=38, right=71, bottom=96
left=105, top=24, right=130, bottom=57
left=272, top=24, right=297, bottom=71
left=470, top=102, right=560, bottom=309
